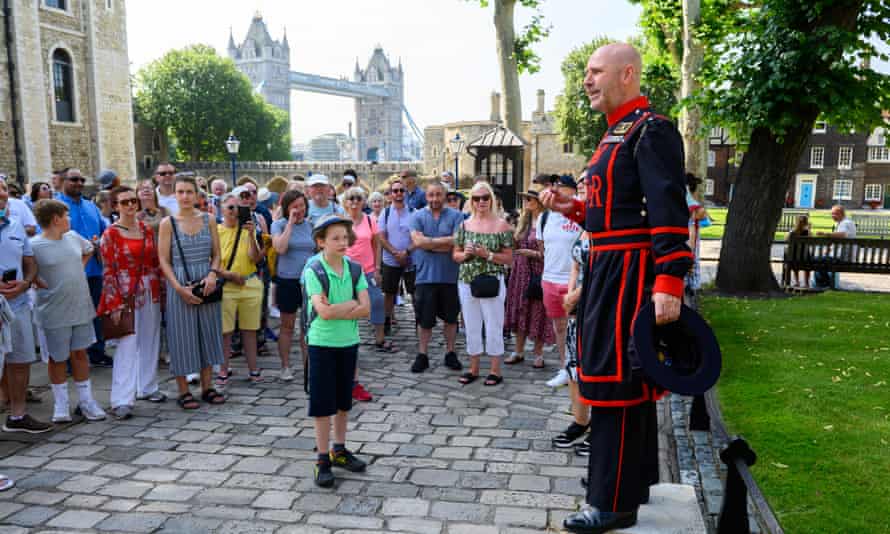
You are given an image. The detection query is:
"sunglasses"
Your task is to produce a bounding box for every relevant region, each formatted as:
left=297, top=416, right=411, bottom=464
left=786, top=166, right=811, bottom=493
left=239, top=192, right=253, bottom=199
left=116, top=198, right=139, bottom=207
left=225, top=205, right=237, bottom=210
left=67, top=177, right=86, bottom=183
left=157, top=171, right=174, bottom=176
left=391, top=188, right=406, bottom=193
left=346, top=196, right=364, bottom=202
left=471, top=195, right=491, bottom=203
left=39, top=186, right=51, bottom=191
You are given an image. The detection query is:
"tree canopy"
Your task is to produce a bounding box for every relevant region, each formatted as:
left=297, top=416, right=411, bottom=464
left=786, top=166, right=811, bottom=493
left=553, top=37, right=679, bottom=157
left=134, top=45, right=291, bottom=162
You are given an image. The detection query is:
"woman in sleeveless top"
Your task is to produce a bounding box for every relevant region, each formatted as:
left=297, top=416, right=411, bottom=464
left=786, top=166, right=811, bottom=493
left=157, top=176, right=225, bottom=410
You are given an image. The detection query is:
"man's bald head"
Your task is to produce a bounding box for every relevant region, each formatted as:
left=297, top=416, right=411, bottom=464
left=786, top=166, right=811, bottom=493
left=584, top=42, right=643, bottom=114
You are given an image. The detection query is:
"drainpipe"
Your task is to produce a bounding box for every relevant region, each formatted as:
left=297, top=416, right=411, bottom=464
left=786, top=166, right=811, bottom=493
left=2, top=0, right=24, bottom=187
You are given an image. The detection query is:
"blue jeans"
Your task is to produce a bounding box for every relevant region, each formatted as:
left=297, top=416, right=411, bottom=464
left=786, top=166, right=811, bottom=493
left=87, top=276, right=106, bottom=361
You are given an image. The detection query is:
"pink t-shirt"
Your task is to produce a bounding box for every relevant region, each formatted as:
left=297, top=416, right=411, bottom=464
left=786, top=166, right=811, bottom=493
left=347, top=213, right=380, bottom=274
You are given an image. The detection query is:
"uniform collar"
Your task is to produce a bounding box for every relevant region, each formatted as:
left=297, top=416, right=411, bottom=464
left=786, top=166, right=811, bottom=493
left=607, top=95, right=650, bottom=127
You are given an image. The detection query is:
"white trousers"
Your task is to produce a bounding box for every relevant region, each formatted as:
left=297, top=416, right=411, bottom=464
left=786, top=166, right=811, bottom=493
left=458, top=277, right=506, bottom=357
left=110, top=278, right=161, bottom=408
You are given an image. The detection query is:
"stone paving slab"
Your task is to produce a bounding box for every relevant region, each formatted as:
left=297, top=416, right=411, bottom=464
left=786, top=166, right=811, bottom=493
left=0, top=304, right=708, bottom=532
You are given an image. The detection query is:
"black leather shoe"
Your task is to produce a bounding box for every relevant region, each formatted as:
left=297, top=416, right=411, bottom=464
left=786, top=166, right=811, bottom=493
left=411, top=354, right=430, bottom=373
left=640, top=486, right=650, bottom=504
left=563, top=507, right=638, bottom=533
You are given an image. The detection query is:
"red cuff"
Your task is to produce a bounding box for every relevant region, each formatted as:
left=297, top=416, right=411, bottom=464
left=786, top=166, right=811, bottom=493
left=653, top=274, right=684, bottom=298
left=566, top=199, right=585, bottom=225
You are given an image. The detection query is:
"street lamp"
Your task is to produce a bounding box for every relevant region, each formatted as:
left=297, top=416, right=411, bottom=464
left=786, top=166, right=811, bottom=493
left=225, top=132, right=240, bottom=188
left=449, top=133, right=465, bottom=190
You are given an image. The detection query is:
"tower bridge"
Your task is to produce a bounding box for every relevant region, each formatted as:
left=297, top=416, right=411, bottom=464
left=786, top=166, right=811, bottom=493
left=229, top=12, right=420, bottom=161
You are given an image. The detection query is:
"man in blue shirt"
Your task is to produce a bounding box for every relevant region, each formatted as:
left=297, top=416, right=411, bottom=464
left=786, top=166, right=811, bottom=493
left=408, top=182, right=463, bottom=373
left=55, top=169, right=111, bottom=367
left=401, top=170, right=427, bottom=211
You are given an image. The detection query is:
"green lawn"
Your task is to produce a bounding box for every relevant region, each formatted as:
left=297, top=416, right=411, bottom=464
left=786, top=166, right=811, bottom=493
left=702, top=292, right=890, bottom=533
left=699, top=208, right=838, bottom=241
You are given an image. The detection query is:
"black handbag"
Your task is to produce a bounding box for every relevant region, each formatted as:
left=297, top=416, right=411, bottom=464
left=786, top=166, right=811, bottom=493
left=171, top=216, right=239, bottom=305
left=470, top=274, right=500, bottom=298
left=524, top=273, right=543, bottom=300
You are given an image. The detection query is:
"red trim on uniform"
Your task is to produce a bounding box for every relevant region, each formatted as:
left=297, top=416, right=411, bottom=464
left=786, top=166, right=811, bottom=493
left=590, top=228, right=651, bottom=239
left=655, top=251, right=695, bottom=265
left=630, top=249, right=647, bottom=334
left=607, top=96, right=650, bottom=127
left=653, top=274, right=684, bottom=298
left=604, top=148, right=620, bottom=230
left=577, top=251, right=630, bottom=384
left=650, top=226, right=690, bottom=236
left=613, top=407, right=627, bottom=512
left=592, top=242, right=651, bottom=252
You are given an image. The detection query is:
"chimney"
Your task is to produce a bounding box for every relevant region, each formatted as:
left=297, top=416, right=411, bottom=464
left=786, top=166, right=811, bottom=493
left=490, top=92, right=501, bottom=123
left=537, top=89, right=545, bottom=114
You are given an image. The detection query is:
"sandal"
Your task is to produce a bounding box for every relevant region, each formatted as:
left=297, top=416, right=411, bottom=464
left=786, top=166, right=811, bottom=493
left=177, top=392, right=200, bottom=410
left=375, top=340, right=397, bottom=353
left=484, top=374, right=503, bottom=386
left=504, top=352, right=525, bottom=365
left=201, top=388, right=226, bottom=405
left=458, top=372, right=479, bottom=385
left=533, top=356, right=546, bottom=369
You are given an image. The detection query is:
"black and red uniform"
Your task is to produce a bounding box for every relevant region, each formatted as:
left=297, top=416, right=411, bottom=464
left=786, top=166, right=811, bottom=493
left=564, top=96, right=693, bottom=513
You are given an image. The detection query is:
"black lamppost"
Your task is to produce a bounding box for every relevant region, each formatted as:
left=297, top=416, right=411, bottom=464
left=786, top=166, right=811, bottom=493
left=449, top=133, right=464, bottom=190
left=225, top=132, right=240, bottom=188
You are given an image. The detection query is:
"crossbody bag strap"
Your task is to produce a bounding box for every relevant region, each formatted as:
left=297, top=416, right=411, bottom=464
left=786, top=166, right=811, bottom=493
left=170, top=217, right=194, bottom=285
left=224, top=226, right=243, bottom=272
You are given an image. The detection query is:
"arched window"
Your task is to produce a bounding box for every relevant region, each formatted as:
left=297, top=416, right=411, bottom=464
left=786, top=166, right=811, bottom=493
left=52, top=49, right=74, bottom=122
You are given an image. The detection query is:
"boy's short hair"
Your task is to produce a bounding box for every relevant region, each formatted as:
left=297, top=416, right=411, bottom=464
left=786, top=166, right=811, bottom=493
left=33, top=199, right=69, bottom=228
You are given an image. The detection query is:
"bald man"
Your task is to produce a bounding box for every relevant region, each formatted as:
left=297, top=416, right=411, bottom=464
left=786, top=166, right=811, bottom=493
left=542, top=43, right=692, bottom=533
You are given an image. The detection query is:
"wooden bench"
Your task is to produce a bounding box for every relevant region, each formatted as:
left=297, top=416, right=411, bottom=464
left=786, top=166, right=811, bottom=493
left=851, top=214, right=890, bottom=237
left=781, top=235, right=890, bottom=287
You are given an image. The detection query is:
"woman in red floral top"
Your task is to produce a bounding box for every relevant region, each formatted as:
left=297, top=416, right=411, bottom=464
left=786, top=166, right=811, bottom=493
left=98, top=186, right=165, bottom=419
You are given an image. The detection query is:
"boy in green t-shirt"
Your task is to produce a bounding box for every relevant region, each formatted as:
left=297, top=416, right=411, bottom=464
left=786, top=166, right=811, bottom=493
left=305, top=214, right=370, bottom=487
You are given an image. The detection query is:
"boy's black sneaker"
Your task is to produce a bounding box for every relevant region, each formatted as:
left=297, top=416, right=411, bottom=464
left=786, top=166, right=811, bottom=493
left=314, top=460, right=334, bottom=487
left=330, top=448, right=367, bottom=473
left=411, top=353, right=429, bottom=373
left=574, top=438, right=591, bottom=457
left=444, top=351, right=463, bottom=371
left=552, top=422, right=588, bottom=448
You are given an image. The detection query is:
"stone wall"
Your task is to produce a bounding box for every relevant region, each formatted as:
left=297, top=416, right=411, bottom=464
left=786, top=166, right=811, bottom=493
left=0, top=9, right=16, bottom=176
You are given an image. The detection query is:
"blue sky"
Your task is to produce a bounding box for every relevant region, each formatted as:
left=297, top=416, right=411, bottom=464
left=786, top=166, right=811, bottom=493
left=126, top=0, right=642, bottom=143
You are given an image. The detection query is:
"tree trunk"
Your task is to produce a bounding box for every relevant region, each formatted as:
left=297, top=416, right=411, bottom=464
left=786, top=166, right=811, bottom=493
left=493, top=0, right=522, bottom=134
left=715, top=124, right=813, bottom=294
left=679, top=0, right=707, bottom=194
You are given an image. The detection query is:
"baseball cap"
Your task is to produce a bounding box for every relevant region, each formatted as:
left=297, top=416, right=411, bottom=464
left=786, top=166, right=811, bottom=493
left=98, top=169, right=117, bottom=190
left=341, top=175, right=356, bottom=184
left=306, top=174, right=330, bottom=187
left=257, top=187, right=272, bottom=202
left=441, top=170, right=454, bottom=178
left=232, top=185, right=250, bottom=197
left=556, top=174, right=577, bottom=189
left=311, top=213, right=353, bottom=239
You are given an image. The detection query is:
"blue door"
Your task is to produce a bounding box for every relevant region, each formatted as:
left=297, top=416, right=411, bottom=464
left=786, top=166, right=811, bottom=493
left=799, top=182, right=814, bottom=208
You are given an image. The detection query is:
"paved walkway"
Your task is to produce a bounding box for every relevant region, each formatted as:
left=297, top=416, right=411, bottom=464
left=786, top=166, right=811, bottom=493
left=0, top=304, right=704, bottom=533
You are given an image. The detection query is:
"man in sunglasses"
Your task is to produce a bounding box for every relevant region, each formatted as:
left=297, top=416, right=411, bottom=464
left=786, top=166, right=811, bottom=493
left=153, top=163, right=179, bottom=215
left=378, top=179, right=415, bottom=336
left=55, top=169, right=113, bottom=368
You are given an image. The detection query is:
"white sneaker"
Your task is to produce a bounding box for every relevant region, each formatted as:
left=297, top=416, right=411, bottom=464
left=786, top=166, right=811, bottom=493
left=52, top=404, right=72, bottom=423
left=187, top=373, right=199, bottom=384
left=546, top=369, right=570, bottom=388
left=279, top=367, right=294, bottom=382
left=76, top=400, right=107, bottom=421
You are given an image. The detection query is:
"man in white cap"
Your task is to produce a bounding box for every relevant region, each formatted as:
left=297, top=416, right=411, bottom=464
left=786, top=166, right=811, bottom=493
left=440, top=170, right=455, bottom=192
left=306, top=174, right=343, bottom=226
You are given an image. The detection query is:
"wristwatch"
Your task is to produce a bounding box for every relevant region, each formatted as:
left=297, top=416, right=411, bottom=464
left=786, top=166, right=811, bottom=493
left=487, top=251, right=494, bottom=262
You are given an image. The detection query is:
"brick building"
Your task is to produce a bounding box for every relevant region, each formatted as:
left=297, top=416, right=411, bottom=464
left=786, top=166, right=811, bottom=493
left=0, top=0, right=136, bottom=185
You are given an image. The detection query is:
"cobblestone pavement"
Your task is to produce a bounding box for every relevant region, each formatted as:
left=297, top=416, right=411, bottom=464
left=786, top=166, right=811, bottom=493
left=0, top=303, right=682, bottom=533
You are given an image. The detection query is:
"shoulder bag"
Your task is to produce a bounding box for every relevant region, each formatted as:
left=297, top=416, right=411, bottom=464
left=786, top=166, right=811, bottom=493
left=171, top=216, right=240, bottom=305
left=101, top=228, right=142, bottom=340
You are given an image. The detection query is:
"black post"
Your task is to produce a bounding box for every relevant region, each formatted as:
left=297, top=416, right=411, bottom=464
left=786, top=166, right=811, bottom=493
left=3, top=0, right=25, bottom=186
left=717, top=437, right=757, bottom=534
left=689, top=393, right=711, bottom=431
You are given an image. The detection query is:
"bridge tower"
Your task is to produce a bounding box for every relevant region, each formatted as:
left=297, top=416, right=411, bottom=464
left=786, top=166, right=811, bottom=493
left=228, top=12, right=291, bottom=121
left=353, top=47, right=404, bottom=161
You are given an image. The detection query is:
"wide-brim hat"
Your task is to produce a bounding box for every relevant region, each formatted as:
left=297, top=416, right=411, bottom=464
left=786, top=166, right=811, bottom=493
left=311, top=213, right=353, bottom=239
left=518, top=183, right=546, bottom=200
left=631, top=303, right=722, bottom=395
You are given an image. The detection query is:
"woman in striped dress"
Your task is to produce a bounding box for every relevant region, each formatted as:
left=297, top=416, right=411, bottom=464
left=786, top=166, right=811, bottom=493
left=157, top=176, right=226, bottom=410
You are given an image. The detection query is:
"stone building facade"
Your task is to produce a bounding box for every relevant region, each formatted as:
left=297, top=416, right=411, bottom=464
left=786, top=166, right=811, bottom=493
left=0, top=0, right=135, bottom=184
left=424, top=90, right=586, bottom=191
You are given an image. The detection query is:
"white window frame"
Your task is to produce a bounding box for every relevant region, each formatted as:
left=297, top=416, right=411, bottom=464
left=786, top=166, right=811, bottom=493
left=832, top=179, right=853, bottom=201
left=810, top=146, right=825, bottom=169
left=868, top=146, right=890, bottom=163
left=705, top=179, right=715, bottom=196
left=864, top=184, right=883, bottom=202
left=813, top=121, right=827, bottom=134
left=837, top=145, right=854, bottom=170
left=708, top=150, right=716, bottom=168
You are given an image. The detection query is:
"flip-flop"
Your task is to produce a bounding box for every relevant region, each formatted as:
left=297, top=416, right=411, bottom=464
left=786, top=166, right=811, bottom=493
left=375, top=340, right=397, bottom=353
left=459, top=373, right=479, bottom=385
left=532, top=356, right=546, bottom=369
left=177, top=392, right=200, bottom=410
left=484, top=374, right=503, bottom=386
left=201, top=389, right=226, bottom=405
left=504, top=353, right=525, bottom=365
left=0, top=475, right=14, bottom=492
